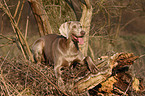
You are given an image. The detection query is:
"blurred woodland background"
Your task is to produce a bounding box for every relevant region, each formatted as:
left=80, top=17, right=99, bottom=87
left=0, top=0, right=145, bottom=95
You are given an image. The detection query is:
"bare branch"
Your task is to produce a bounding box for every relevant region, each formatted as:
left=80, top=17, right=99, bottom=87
left=0, top=71, right=11, bottom=96
left=0, top=1, right=34, bottom=62
left=25, top=16, right=29, bottom=39
left=0, top=34, right=13, bottom=41
left=13, top=0, right=20, bottom=18
left=17, top=0, right=25, bottom=25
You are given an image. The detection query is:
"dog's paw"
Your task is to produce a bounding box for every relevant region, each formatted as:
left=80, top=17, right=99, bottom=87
left=85, top=56, right=98, bottom=73
left=58, top=77, right=65, bottom=89
left=90, top=66, right=98, bottom=73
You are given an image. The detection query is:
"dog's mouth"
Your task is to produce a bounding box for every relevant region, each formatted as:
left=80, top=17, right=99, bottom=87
left=72, top=34, right=84, bottom=45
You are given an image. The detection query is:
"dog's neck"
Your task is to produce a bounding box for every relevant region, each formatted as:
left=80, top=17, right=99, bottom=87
left=67, top=37, right=79, bottom=51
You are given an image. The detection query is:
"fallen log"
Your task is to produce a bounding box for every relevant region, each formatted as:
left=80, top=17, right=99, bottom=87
left=61, top=52, right=144, bottom=95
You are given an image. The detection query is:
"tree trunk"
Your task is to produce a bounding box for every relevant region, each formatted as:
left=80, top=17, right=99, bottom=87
left=80, top=0, right=93, bottom=56
left=28, top=0, right=52, bottom=36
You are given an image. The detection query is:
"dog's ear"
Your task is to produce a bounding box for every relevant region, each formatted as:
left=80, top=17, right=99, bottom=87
left=59, top=22, right=70, bottom=39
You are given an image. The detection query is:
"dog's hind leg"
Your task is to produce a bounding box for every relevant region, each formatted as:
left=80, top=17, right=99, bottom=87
left=32, top=39, right=45, bottom=64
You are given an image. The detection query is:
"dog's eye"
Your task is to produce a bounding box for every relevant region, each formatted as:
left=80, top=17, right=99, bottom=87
left=73, top=25, right=76, bottom=28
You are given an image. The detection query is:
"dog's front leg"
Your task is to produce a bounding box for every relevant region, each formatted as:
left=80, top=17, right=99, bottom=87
left=78, top=56, right=98, bottom=73
left=54, top=65, right=62, bottom=79
left=54, top=62, right=65, bottom=88
left=84, top=56, right=98, bottom=73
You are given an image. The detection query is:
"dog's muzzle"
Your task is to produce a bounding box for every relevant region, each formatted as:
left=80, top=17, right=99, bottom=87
left=72, top=31, right=85, bottom=44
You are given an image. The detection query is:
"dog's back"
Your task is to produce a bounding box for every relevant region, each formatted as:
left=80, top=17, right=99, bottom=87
left=32, top=34, right=58, bottom=63
left=32, top=34, right=67, bottom=64
left=43, top=34, right=67, bottom=64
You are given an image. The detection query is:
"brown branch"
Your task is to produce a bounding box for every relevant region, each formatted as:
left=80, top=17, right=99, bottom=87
left=0, top=42, right=14, bottom=48
left=0, top=50, right=10, bottom=70
left=88, top=44, right=95, bottom=61
left=0, top=1, right=34, bottom=62
left=17, top=0, right=25, bottom=25
left=115, top=8, right=122, bottom=39
left=0, top=71, right=11, bottom=96
left=0, top=70, right=20, bottom=95
left=25, top=16, right=29, bottom=39
left=120, top=16, right=145, bottom=31
left=13, top=0, right=20, bottom=18
left=1, top=13, right=5, bottom=33
left=124, top=80, right=132, bottom=95
left=8, top=0, right=33, bottom=62
left=0, top=1, right=27, bottom=60
left=0, top=34, right=13, bottom=41
left=74, top=53, right=139, bottom=93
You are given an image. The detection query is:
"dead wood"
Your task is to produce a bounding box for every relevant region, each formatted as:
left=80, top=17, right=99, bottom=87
left=87, top=53, right=143, bottom=96
left=61, top=52, right=143, bottom=95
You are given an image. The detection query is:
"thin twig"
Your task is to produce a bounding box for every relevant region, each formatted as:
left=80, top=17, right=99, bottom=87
left=0, top=50, right=10, bottom=70
left=0, top=42, right=14, bottom=48
left=88, top=44, right=95, bottom=61
left=139, top=54, right=145, bottom=58
left=124, top=79, right=132, bottom=95
left=0, top=34, right=13, bottom=41
left=25, top=16, right=29, bottom=39
left=0, top=1, right=34, bottom=62
left=17, top=0, right=25, bottom=25
left=25, top=62, right=29, bottom=88
left=0, top=0, right=28, bottom=60
left=0, top=71, right=11, bottom=96
left=13, top=0, right=20, bottom=18
left=120, top=16, right=145, bottom=31
left=115, top=7, right=122, bottom=39
left=1, top=13, right=4, bottom=33
left=3, top=75, right=20, bottom=94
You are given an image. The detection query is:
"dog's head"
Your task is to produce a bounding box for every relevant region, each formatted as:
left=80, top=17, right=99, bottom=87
left=59, top=21, right=85, bottom=44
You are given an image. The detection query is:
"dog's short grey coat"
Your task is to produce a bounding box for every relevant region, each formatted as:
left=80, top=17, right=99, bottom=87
left=32, top=21, right=97, bottom=85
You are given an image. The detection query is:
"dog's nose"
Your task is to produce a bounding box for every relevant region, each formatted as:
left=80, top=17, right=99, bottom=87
left=81, top=31, right=85, bottom=36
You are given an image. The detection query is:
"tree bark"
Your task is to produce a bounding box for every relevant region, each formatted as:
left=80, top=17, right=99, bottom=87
left=80, top=0, right=93, bottom=56
left=28, top=0, right=52, bottom=36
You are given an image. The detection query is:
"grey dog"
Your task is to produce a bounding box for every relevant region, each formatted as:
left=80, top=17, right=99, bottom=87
left=32, top=21, right=97, bottom=86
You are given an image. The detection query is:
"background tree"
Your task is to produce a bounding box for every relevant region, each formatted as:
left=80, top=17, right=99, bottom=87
left=28, top=0, right=52, bottom=36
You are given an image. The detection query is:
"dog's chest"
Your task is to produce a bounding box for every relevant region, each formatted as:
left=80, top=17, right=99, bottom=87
left=64, top=51, right=80, bottom=62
